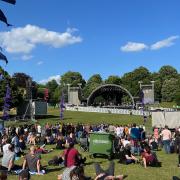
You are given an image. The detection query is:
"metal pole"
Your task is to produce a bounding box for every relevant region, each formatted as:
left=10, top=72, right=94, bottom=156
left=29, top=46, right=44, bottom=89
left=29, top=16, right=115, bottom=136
left=151, top=81, right=155, bottom=104
left=67, top=84, right=70, bottom=104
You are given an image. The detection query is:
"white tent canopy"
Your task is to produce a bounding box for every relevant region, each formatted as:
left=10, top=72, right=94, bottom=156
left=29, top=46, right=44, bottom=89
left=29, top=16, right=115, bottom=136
left=152, top=111, right=180, bottom=129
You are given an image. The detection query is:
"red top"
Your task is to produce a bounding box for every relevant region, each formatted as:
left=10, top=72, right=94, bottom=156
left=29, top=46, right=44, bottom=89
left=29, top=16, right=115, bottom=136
left=141, top=152, right=154, bottom=163
left=63, top=148, right=79, bottom=167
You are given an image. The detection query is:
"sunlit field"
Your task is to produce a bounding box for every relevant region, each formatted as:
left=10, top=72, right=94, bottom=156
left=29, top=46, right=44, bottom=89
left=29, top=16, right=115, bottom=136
left=1, top=108, right=179, bottom=180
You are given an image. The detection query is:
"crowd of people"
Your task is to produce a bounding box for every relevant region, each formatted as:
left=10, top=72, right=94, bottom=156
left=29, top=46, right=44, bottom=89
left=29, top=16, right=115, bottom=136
left=0, top=121, right=179, bottom=179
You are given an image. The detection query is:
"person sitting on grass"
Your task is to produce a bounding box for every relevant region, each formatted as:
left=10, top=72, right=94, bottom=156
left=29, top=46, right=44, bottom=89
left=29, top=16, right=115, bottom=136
left=1, top=144, right=21, bottom=172
left=124, top=144, right=139, bottom=165
left=56, top=135, right=66, bottom=150
left=22, top=146, right=45, bottom=175
left=141, top=146, right=158, bottom=168
left=2, top=138, right=11, bottom=154
left=61, top=142, right=86, bottom=167
left=19, top=135, right=26, bottom=151
left=27, top=133, right=36, bottom=146
left=18, top=169, right=31, bottom=180
left=66, top=133, right=77, bottom=147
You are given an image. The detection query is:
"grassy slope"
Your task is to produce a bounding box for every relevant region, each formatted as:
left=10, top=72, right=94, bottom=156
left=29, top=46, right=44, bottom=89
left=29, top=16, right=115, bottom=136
left=3, top=108, right=179, bottom=180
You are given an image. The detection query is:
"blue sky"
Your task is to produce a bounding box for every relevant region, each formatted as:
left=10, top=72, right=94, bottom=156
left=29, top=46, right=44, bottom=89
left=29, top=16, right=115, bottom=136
left=0, top=0, right=179, bottom=83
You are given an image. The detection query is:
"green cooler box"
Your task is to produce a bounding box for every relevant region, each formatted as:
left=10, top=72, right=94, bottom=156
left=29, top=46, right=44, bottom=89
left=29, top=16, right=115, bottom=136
left=89, top=132, right=115, bottom=159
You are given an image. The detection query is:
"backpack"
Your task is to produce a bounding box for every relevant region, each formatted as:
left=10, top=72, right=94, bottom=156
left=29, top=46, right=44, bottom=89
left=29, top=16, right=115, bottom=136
left=48, top=156, right=63, bottom=166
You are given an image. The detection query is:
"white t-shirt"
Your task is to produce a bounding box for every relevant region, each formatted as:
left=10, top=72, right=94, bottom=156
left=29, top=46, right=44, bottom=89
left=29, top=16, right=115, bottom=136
left=37, top=125, right=41, bottom=133
left=3, top=143, right=10, bottom=154
left=122, top=140, right=130, bottom=147
left=161, top=129, right=171, bottom=141
left=116, top=127, right=121, bottom=136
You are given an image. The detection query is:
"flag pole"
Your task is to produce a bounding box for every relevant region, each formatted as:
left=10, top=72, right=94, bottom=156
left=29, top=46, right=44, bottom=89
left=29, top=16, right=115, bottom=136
left=60, top=91, right=65, bottom=120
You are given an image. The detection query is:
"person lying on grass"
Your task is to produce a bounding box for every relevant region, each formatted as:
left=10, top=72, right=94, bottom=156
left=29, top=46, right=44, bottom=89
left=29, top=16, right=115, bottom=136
left=58, top=165, right=91, bottom=180
left=35, top=145, right=53, bottom=154
left=94, top=161, right=127, bottom=180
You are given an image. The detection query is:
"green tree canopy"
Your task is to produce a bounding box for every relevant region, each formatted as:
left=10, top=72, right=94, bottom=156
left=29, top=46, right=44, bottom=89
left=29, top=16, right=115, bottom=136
left=175, top=90, right=180, bottom=106
left=105, top=75, right=121, bottom=85
left=161, top=78, right=180, bottom=102
left=159, top=65, right=178, bottom=80
left=60, top=71, right=86, bottom=87
left=83, top=74, right=103, bottom=98
left=0, top=67, right=23, bottom=109
left=46, top=79, right=58, bottom=102
left=121, top=66, right=151, bottom=97
left=53, top=86, right=61, bottom=105
left=12, top=72, right=32, bottom=88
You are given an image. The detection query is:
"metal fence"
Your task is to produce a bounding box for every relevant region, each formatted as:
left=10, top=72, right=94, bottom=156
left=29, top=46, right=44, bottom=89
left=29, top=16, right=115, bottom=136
left=66, top=106, right=150, bottom=116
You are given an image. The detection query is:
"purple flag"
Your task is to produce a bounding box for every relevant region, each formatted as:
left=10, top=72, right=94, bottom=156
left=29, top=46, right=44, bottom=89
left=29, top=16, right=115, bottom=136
left=60, top=92, right=65, bottom=120
left=1, top=0, right=16, bottom=4
left=3, top=83, right=11, bottom=120
left=0, top=9, right=12, bottom=26
left=0, top=72, right=4, bottom=81
left=0, top=51, right=8, bottom=64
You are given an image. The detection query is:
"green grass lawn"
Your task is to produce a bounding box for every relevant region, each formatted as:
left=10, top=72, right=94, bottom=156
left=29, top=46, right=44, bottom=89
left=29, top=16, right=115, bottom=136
left=2, top=108, right=180, bottom=180
left=5, top=107, right=151, bottom=128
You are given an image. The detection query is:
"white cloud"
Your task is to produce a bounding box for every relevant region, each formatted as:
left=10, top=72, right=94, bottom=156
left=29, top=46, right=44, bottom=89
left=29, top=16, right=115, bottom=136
left=39, top=75, right=61, bottom=84
left=0, top=24, right=82, bottom=54
left=37, top=61, right=43, bottom=65
left=151, top=36, right=179, bottom=50
left=21, top=54, right=33, bottom=61
left=120, top=42, right=148, bottom=52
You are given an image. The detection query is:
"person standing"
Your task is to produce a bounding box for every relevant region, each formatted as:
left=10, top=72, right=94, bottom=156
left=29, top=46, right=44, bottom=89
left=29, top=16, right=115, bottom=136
left=161, top=125, right=172, bottom=154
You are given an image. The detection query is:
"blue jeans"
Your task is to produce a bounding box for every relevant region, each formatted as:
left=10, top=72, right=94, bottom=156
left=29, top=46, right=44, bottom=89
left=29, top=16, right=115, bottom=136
left=126, top=159, right=135, bottom=164
left=163, top=140, right=170, bottom=154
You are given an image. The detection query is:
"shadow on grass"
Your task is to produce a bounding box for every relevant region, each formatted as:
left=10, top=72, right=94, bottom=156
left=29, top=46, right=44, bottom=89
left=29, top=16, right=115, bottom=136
left=2, top=114, right=72, bottom=122
left=172, top=176, right=180, bottom=180
left=45, top=166, right=64, bottom=173
left=85, top=161, right=103, bottom=166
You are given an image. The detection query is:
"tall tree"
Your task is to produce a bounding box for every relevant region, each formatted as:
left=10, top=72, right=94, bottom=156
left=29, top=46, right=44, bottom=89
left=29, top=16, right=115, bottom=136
left=151, top=72, right=162, bottom=102
left=12, top=73, right=32, bottom=88
left=175, top=90, right=180, bottom=106
left=0, top=67, right=23, bottom=110
left=161, top=78, right=180, bottom=102
left=105, top=75, right=121, bottom=85
left=83, top=74, right=103, bottom=98
left=121, top=66, right=151, bottom=97
left=53, top=86, right=61, bottom=105
left=46, top=79, right=58, bottom=103
left=60, top=71, right=86, bottom=102
left=159, top=65, right=178, bottom=81
left=60, top=71, right=86, bottom=87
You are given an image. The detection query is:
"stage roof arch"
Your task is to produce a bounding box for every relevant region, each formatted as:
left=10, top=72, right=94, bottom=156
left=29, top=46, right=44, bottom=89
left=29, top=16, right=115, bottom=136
left=87, top=84, right=135, bottom=107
